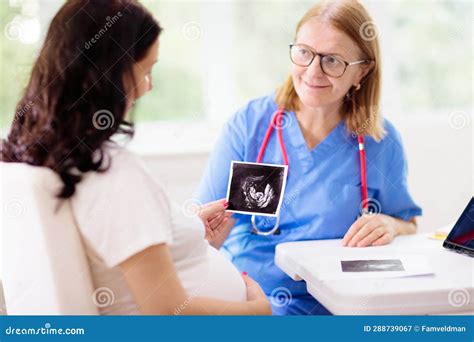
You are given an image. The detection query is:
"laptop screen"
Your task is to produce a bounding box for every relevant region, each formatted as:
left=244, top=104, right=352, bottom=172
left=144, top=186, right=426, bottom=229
left=445, top=197, right=474, bottom=250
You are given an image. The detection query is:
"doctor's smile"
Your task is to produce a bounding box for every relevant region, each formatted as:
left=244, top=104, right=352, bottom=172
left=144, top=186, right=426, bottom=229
left=1, top=0, right=472, bottom=335
left=302, top=81, right=330, bottom=89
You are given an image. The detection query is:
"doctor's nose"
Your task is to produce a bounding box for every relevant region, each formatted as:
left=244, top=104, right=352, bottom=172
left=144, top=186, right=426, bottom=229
left=305, top=55, right=326, bottom=79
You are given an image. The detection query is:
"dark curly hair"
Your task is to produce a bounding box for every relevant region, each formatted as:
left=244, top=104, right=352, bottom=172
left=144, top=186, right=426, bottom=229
left=1, top=0, right=162, bottom=198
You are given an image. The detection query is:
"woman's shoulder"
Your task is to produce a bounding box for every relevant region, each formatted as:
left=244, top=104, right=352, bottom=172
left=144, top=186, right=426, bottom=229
left=71, top=143, right=171, bottom=229
left=104, top=143, right=144, bottom=170
left=76, top=143, right=163, bottom=198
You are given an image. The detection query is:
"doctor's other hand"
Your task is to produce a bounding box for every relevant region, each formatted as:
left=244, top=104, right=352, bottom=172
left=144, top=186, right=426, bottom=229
left=342, top=213, right=398, bottom=248
left=242, top=272, right=272, bottom=315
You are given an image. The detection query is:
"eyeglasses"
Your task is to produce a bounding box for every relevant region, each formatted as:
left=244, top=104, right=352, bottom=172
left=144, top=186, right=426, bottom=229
left=289, top=44, right=370, bottom=78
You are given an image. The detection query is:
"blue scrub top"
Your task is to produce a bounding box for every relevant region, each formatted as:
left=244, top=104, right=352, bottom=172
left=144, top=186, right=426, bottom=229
left=196, top=94, right=422, bottom=315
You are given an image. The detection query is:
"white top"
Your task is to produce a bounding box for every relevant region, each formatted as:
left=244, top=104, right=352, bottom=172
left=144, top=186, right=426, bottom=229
left=71, top=145, right=246, bottom=314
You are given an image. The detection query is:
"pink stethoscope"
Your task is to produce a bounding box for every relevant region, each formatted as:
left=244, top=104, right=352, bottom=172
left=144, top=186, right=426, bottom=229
left=251, top=108, right=369, bottom=236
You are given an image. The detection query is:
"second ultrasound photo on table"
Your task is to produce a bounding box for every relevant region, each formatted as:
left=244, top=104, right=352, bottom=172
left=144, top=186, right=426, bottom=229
left=226, top=161, right=288, bottom=217
left=341, top=259, right=405, bottom=272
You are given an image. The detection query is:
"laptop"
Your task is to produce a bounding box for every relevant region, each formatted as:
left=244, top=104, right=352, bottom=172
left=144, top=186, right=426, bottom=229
left=443, top=197, right=474, bottom=257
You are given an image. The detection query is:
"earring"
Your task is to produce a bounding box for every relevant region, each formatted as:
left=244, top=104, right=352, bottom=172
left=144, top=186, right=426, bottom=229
left=354, top=83, right=361, bottom=91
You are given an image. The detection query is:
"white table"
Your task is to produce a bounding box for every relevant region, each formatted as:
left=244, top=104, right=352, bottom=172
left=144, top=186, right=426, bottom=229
left=275, top=234, right=474, bottom=315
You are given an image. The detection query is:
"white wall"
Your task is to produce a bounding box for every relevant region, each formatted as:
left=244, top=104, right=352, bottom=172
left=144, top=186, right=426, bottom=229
left=391, top=115, right=473, bottom=231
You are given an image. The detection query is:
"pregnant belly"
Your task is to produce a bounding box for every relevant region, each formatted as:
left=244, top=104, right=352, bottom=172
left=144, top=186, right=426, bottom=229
left=177, top=245, right=247, bottom=302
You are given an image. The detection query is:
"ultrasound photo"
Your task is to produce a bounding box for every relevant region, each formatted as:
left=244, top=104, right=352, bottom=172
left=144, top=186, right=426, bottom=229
left=226, top=161, right=288, bottom=216
left=341, top=259, right=405, bottom=272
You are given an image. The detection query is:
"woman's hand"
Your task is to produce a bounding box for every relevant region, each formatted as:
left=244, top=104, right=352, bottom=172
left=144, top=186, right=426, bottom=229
left=198, top=199, right=231, bottom=234
left=342, top=213, right=416, bottom=247
left=198, top=199, right=234, bottom=247
left=242, top=272, right=272, bottom=315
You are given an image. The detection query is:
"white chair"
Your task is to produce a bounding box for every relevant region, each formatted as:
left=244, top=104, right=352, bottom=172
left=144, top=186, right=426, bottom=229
left=1, top=162, right=98, bottom=315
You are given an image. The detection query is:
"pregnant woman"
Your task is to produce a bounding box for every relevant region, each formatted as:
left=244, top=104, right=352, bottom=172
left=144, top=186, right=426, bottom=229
left=1, top=0, right=270, bottom=315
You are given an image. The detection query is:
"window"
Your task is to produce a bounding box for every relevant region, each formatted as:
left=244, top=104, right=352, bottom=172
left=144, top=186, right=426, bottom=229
left=1, top=1, right=471, bottom=144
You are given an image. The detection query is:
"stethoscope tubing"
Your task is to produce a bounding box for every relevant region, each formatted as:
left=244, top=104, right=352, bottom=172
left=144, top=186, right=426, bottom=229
left=251, top=108, right=369, bottom=235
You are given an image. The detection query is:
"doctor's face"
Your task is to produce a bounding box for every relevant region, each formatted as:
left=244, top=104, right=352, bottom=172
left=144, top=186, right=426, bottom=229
left=291, top=18, right=369, bottom=110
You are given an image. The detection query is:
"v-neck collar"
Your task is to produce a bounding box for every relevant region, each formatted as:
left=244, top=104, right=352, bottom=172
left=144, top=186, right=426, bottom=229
left=286, top=110, right=348, bottom=155
left=267, top=95, right=354, bottom=170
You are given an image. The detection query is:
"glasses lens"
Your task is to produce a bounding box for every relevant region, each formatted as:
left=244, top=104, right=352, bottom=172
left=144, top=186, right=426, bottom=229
left=290, top=45, right=313, bottom=66
left=321, top=55, right=345, bottom=77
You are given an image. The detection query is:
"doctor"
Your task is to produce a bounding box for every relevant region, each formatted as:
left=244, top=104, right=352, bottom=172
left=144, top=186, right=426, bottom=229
left=197, top=0, right=422, bottom=315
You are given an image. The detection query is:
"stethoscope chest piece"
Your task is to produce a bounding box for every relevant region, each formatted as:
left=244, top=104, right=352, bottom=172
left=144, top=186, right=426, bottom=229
left=251, top=214, right=281, bottom=236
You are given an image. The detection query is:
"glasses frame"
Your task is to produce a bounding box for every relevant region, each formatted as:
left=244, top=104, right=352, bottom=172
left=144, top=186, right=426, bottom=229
left=289, top=43, right=370, bottom=78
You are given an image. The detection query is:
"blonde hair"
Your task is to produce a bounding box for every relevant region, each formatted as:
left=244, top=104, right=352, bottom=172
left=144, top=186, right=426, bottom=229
left=275, top=0, right=385, bottom=140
